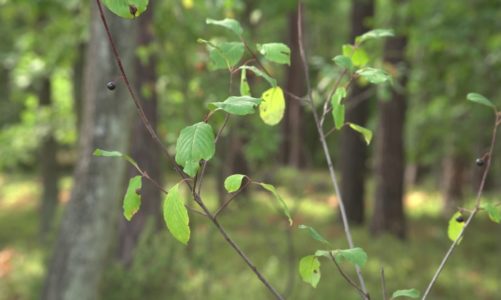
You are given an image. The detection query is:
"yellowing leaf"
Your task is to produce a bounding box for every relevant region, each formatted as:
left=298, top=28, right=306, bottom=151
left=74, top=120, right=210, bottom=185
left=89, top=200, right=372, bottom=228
left=448, top=211, right=465, bottom=243
left=259, top=86, right=285, bottom=126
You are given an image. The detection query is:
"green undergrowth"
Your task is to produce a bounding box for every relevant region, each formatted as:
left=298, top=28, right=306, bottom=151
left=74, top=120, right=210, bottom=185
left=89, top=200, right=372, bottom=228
left=0, top=173, right=500, bottom=300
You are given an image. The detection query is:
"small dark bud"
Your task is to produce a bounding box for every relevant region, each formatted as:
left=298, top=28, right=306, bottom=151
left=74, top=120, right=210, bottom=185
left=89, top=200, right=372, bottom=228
left=475, top=158, right=484, bottom=167
left=129, top=5, right=138, bottom=17
left=106, top=81, right=116, bottom=91
left=456, top=215, right=465, bottom=223
left=135, top=188, right=141, bottom=195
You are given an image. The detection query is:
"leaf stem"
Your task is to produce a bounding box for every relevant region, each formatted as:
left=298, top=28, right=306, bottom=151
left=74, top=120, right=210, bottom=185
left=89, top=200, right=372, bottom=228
left=421, top=114, right=499, bottom=299
left=95, top=2, right=284, bottom=298
left=297, top=3, right=369, bottom=299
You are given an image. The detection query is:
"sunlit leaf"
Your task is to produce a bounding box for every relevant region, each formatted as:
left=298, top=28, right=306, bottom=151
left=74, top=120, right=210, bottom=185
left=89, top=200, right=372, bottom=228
left=391, top=288, right=420, bottom=299
left=259, top=86, right=285, bottom=126
left=348, top=123, right=372, bottom=145
left=163, top=184, right=190, bottom=245
left=333, top=247, right=368, bottom=267
left=239, top=65, right=277, bottom=87
left=331, top=87, right=347, bottom=129
left=209, top=96, right=261, bottom=115
left=356, top=67, right=391, bottom=84
left=257, top=43, right=291, bottom=65
left=356, top=29, right=394, bottom=44
left=342, top=44, right=369, bottom=67
left=206, top=18, right=243, bottom=36
left=123, top=176, right=142, bottom=221
left=448, top=211, right=465, bottom=243
left=298, top=225, right=330, bottom=245
left=175, top=122, right=215, bottom=177
left=259, top=183, right=293, bottom=225
left=102, top=0, right=148, bottom=19
left=224, top=174, right=246, bottom=193
left=299, top=255, right=321, bottom=288
left=481, top=202, right=501, bottom=223
left=467, top=93, right=495, bottom=109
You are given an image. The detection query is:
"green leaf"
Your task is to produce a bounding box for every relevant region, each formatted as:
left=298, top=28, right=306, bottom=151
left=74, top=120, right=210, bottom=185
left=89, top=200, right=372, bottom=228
left=224, top=174, right=246, bottom=193
left=333, top=247, right=368, bottom=267
left=356, top=29, right=394, bottom=44
left=356, top=67, right=391, bottom=84
left=348, top=123, right=372, bottom=145
left=123, top=176, right=142, bottom=221
left=298, top=225, right=330, bottom=245
left=391, top=288, right=420, bottom=299
left=333, top=55, right=353, bottom=71
left=239, top=65, right=277, bottom=87
left=163, top=184, right=190, bottom=245
left=257, top=43, right=291, bottom=65
left=481, top=202, right=501, bottom=223
left=448, top=211, right=465, bottom=243
left=467, top=93, right=495, bottom=109
left=342, top=44, right=369, bottom=67
left=299, top=255, right=321, bottom=288
left=331, top=87, right=347, bottom=129
left=102, top=0, right=148, bottom=19
left=206, top=18, right=243, bottom=36
left=259, top=86, right=285, bottom=126
left=93, top=148, right=139, bottom=170
left=240, top=68, right=251, bottom=96
left=204, top=41, right=244, bottom=70
left=175, top=122, right=215, bottom=177
left=209, top=96, right=261, bottom=116
left=259, top=183, right=293, bottom=225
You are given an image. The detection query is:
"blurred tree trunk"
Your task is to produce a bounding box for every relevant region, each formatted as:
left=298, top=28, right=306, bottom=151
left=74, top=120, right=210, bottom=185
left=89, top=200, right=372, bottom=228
left=42, top=4, right=136, bottom=300
left=441, top=154, right=466, bottom=215
left=117, top=1, right=162, bottom=266
left=281, top=10, right=306, bottom=168
left=371, top=23, right=408, bottom=239
left=39, top=76, right=60, bottom=239
left=340, top=0, right=374, bottom=225
left=73, top=43, right=86, bottom=133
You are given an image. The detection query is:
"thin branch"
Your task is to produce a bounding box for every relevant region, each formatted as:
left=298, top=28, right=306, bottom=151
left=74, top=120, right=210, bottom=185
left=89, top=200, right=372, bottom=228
left=95, top=2, right=284, bottom=299
left=296, top=3, right=369, bottom=299
left=381, top=267, right=387, bottom=300
left=421, top=113, right=499, bottom=300
left=214, top=179, right=252, bottom=218
left=197, top=114, right=230, bottom=195
left=328, top=252, right=370, bottom=299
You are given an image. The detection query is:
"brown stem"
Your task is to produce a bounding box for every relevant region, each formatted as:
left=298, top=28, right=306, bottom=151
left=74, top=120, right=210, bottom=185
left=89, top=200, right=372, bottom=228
left=328, top=252, right=370, bottom=299
left=95, top=2, right=283, bottom=298
left=421, top=113, right=499, bottom=299
left=296, top=3, right=369, bottom=298
left=214, top=179, right=252, bottom=218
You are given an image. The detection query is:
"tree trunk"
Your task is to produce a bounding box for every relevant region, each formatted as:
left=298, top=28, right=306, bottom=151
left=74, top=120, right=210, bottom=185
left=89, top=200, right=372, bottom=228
left=281, top=10, right=306, bottom=168
left=116, top=1, right=162, bottom=266
left=73, top=43, right=86, bottom=133
left=371, top=33, right=408, bottom=239
left=41, top=4, right=136, bottom=300
left=340, top=0, right=374, bottom=225
left=39, top=76, right=60, bottom=239
left=441, top=154, right=466, bottom=216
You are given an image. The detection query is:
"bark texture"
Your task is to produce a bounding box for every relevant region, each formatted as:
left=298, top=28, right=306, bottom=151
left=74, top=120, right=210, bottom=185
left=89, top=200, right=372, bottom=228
left=281, top=10, right=306, bottom=168
left=371, top=34, right=408, bottom=239
left=42, top=5, right=136, bottom=300
left=39, top=77, right=60, bottom=238
left=340, top=0, right=374, bottom=225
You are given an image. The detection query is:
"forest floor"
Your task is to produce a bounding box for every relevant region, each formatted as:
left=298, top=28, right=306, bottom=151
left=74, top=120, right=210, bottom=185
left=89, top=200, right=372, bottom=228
left=0, top=171, right=500, bottom=300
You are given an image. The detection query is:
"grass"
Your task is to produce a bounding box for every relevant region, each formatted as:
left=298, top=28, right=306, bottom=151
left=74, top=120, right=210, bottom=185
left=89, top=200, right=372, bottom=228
left=0, top=172, right=500, bottom=300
